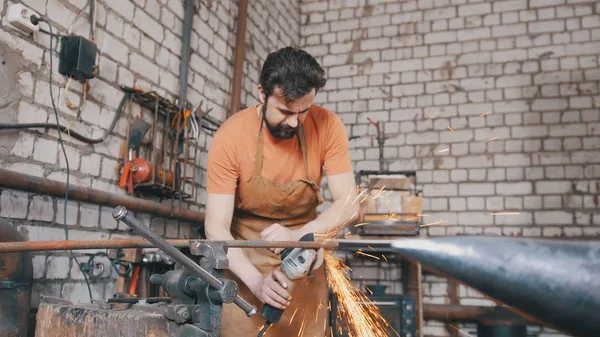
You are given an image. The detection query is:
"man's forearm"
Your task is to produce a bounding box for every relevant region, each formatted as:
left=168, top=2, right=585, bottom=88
left=206, top=229, right=262, bottom=291
left=298, top=197, right=359, bottom=238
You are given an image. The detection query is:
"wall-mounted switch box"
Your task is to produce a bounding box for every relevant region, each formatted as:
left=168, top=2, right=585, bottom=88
left=6, top=3, right=40, bottom=33
left=58, top=36, right=97, bottom=81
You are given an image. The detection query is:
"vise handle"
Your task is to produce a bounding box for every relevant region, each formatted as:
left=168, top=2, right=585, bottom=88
left=112, top=206, right=257, bottom=317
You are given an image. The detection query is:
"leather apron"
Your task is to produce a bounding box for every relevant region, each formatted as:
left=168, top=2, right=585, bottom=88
left=220, top=121, right=329, bottom=337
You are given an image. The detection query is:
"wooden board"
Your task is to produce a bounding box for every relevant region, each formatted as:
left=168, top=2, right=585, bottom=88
left=35, top=303, right=170, bottom=337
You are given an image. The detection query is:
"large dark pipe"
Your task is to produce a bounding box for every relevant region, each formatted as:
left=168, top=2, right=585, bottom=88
left=0, top=168, right=205, bottom=223
left=391, top=236, right=600, bottom=337
left=178, top=0, right=194, bottom=108
left=0, top=218, right=32, bottom=337
left=228, top=0, right=248, bottom=117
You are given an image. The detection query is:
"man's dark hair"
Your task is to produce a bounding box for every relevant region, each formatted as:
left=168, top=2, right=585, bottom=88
left=259, top=47, right=327, bottom=103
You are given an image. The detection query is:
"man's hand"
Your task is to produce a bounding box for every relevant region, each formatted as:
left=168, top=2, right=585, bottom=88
left=251, top=270, right=291, bottom=309
left=261, top=223, right=300, bottom=254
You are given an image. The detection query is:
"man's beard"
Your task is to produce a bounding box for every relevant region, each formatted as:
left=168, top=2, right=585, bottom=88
left=262, top=102, right=298, bottom=139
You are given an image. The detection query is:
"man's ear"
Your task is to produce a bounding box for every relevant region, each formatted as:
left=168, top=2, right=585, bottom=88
left=258, top=85, right=265, bottom=103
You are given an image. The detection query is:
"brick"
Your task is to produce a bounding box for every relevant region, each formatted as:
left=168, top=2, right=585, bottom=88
left=130, top=53, right=159, bottom=83
left=497, top=182, right=533, bottom=195
left=104, top=0, right=135, bottom=20
left=421, top=31, right=455, bottom=47
left=495, top=212, right=533, bottom=225
left=0, top=190, right=29, bottom=219
left=10, top=132, right=35, bottom=158
left=46, top=256, right=70, bottom=280
left=56, top=200, right=79, bottom=226
left=511, top=126, right=548, bottom=138
left=28, top=196, right=54, bottom=222
left=549, top=123, right=587, bottom=137
left=532, top=98, right=569, bottom=111
left=32, top=255, right=46, bottom=280
left=493, top=0, right=528, bottom=12
left=493, top=154, right=531, bottom=167
left=458, top=212, right=493, bottom=225
left=536, top=181, right=572, bottom=194
left=535, top=211, right=573, bottom=225
left=459, top=3, right=491, bottom=16
left=62, top=283, right=104, bottom=304
left=423, top=184, right=458, bottom=197
left=459, top=183, right=495, bottom=196
left=133, top=8, right=164, bottom=42
left=496, top=74, right=532, bottom=88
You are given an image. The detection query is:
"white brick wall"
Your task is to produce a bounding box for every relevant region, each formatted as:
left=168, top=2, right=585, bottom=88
left=301, top=0, right=599, bottom=335
left=1, top=0, right=300, bottom=310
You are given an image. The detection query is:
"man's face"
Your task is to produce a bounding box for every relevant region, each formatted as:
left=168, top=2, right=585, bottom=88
left=259, top=86, right=315, bottom=139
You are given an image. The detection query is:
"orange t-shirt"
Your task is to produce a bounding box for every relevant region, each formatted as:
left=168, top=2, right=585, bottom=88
left=207, top=104, right=352, bottom=203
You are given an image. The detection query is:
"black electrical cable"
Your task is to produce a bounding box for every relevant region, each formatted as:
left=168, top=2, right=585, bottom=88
left=257, top=322, right=272, bottom=337
left=0, top=91, right=131, bottom=144
left=42, top=17, right=93, bottom=302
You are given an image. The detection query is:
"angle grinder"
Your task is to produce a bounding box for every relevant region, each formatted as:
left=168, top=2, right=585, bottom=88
left=257, top=233, right=324, bottom=337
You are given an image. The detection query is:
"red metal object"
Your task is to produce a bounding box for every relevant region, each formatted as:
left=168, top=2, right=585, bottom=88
left=0, top=218, right=32, bottom=337
left=128, top=266, right=140, bottom=295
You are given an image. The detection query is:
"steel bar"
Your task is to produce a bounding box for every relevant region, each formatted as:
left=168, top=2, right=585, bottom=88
left=0, top=239, right=340, bottom=253
left=391, top=236, right=600, bottom=337
left=422, top=304, right=546, bottom=326
left=178, top=0, right=194, bottom=108
left=112, top=206, right=257, bottom=317
left=228, top=0, right=248, bottom=117
left=0, top=168, right=205, bottom=223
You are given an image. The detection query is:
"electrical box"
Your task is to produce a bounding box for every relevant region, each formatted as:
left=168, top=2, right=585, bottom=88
left=6, top=3, right=40, bottom=33
left=58, top=36, right=97, bottom=81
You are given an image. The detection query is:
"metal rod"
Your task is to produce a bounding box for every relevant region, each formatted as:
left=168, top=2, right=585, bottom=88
left=228, top=0, right=248, bottom=117
left=105, top=297, right=171, bottom=304
left=178, top=0, right=194, bottom=108
left=0, top=239, right=340, bottom=253
left=0, top=168, right=205, bottom=223
left=112, top=206, right=257, bottom=317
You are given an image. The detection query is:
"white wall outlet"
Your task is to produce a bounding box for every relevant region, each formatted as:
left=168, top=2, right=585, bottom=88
left=6, top=3, right=40, bottom=33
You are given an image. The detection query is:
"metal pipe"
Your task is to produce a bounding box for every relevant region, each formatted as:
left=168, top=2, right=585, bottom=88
left=228, top=0, right=248, bottom=117
left=391, top=236, right=600, bottom=337
left=0, top=238, right=339, bottom=253
left=0, top=168, right=205, bottom=223
left=0, top=218, right=32, bottom=337
left=178, top=0, right=194, bottom=108
left=112, top=206, right=257, bottom=317
left=422, top=304, right=546, bottom=326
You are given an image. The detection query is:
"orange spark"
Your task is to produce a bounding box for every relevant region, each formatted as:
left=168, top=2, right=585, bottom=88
left=354, top=222, right=369, bottom=227
left=288, top=307, right=299, bottom=325
left=480, top=111, right=492, bottom=116
left=352, top=189, right=369, bottom=205
left=367, top=245, right=375, bottom=251
left=420, top=220, right=448, bottom=227
left=484, top=137, right=500, bottom=143
left=427, top=111, right=439, bottom=120
left=382, top=255, right=388, bottom=262
left=448, top=126, right=454, bottom=132
left=297, top=311, right=308, bottom=337
left=417, top=213, right=430, bottom=217
left=490, top=212, right=521, bottom=216
left=325, top=252, right=392, bottom=337
left=364, top=285, right=373, bottom=295
left=438, top=148, right=450, bottom=153
left=355, top=251, right=380, bottom=260
left=371, top=186, right=386, bottom=199
left=448, top=323, right=475, bottom=337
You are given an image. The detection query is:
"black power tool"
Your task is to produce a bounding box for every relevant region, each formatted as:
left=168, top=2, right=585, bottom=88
left=257, top=233, right=324, bottom=337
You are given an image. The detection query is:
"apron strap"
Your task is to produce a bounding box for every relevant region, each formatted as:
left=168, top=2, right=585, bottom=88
left=255, top=126, right=265, bottom=176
